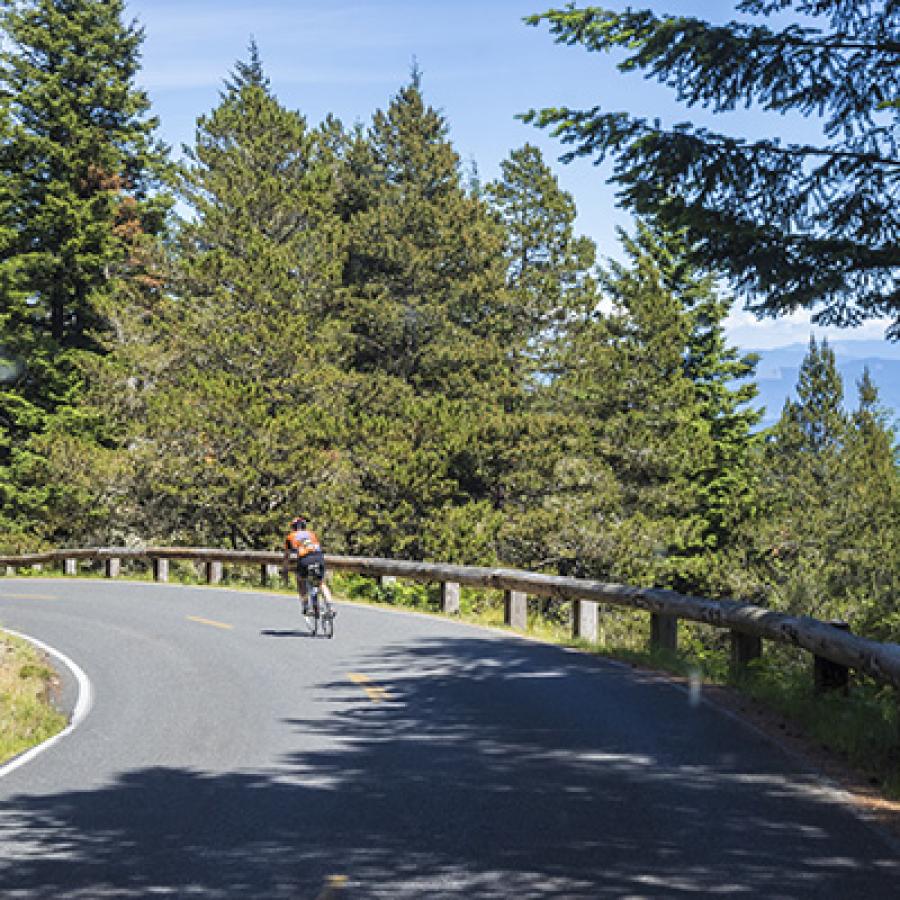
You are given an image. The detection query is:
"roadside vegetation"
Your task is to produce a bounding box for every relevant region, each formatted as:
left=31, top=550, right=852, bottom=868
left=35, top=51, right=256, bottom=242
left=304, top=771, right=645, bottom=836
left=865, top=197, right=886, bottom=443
left=0, top=0, right=896, bottom=797
left=0, top=630, right=67, bottom=765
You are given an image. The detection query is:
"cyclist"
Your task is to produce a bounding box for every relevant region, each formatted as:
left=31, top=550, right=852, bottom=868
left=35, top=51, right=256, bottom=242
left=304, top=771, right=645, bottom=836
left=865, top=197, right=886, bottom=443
left=282, top=515, right=333, bottom=615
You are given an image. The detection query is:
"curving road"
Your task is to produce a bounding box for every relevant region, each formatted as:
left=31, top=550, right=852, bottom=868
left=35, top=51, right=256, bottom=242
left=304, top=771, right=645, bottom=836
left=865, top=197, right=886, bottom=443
left=0, top=578, right=896, bottom=898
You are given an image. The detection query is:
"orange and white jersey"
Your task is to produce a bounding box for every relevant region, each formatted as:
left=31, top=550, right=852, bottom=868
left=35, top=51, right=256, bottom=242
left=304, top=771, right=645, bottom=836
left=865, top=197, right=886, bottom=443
left=285, top=528, right=321, bottom=558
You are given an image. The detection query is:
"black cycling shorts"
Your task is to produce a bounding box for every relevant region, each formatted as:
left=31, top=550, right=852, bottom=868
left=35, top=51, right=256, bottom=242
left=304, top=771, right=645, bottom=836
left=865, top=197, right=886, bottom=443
left=296, top=550, right=326, bottom=579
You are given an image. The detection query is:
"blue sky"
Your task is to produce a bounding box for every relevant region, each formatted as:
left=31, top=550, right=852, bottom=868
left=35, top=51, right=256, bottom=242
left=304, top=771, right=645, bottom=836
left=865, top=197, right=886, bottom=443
left=123, top=0, right=894, bottom=350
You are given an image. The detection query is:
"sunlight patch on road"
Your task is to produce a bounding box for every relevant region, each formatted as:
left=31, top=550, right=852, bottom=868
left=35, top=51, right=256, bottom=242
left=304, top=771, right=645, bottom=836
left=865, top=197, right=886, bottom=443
left=2, top=593, right=59, bottom=601
left=348, top=672, right=392, bottom=704
left=186, top=615, right=233, bottom=630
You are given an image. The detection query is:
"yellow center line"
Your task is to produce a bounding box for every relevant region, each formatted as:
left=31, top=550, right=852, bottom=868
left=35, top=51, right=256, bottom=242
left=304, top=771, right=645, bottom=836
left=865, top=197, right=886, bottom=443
left=187, top=615, right=233, bottom=630
left=348, top=672, right=393, bottom=704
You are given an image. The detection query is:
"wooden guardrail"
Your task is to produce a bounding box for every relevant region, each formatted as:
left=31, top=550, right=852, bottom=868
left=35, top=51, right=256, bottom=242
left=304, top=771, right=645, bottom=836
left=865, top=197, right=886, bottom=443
left=3, top=546, right=899, bottom=692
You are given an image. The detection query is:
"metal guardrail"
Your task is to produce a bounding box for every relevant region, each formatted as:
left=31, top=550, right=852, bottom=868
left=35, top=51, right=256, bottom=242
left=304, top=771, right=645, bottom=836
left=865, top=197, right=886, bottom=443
left=3, top=546, right=899, bottom=691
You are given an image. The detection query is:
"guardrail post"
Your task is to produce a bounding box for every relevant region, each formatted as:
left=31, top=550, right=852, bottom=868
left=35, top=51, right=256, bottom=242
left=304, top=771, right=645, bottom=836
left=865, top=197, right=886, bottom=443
left=441, top=581, right=460, bottom=615
left=814, top=621, right=851, bottom=694
left=105, top=557, right=120, bottom=578
left=206, top=561, right=223, bottom=585
left=153, top=558, right=169, bottom=583
left=573, top=599, right=598, bottom=642
left=730, top=631, right=762, bottom=678
left=650, top=613, right=678, bottom=652
left=63, top=558, right=77, bottom=576
left=504, top=590, right=527, bottom=630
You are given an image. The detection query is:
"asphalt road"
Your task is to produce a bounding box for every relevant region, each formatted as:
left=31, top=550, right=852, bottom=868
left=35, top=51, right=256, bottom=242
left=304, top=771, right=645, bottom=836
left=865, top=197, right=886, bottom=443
left=0, top=577, right=896, bottom=898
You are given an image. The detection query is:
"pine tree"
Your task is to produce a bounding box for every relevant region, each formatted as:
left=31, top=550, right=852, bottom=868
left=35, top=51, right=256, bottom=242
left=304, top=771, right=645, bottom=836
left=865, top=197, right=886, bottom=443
left=487, top=143, right=597, bottom=355
left=542, top=224, right=701, bottom=586
left=751, top=338, right=851, bottom=618
left=342, top=71, right=511, bottom=394
left=525, top=1, right=900, bottom=337
left=540, top=223, right=760, bottom=593
left=0, top=0, right=170, bottom=547
left=483, top=143, right=601, bottom=570
left=119, top=47, right=348, bottom=548
left=0, top=0, right=169, bottom=351
left=682, top=256, right=762, bottom=583
left=752, top=352, right=899, bottom=634
left=832, top=370, right=899, bottom=638
left=772, top=337, right=847, bottom=491
left=333, top=72, right=521, bottom=561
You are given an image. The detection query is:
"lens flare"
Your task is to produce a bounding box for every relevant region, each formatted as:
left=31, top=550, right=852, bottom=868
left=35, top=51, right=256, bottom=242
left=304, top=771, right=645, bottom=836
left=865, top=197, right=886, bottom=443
left=688, top=669, right=703, bottom=707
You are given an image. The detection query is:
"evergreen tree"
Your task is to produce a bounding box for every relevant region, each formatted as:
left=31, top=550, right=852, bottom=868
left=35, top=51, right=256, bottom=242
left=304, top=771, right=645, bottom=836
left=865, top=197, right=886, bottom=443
left=484, top=143, right=601, bottom=570
left=0, top=0, right=169, bottom=351
left=682, top=259, right=762, bottom=580
left=0, top=0, right=170, bottom=547
left=116, top=47, right=348, bottom=548
left=771, top=336, right=847, bottom=495
left=842, top=370, right=900, bottom=638
left=762, top=337, right=846, bottom=524
left=332, top=72, right=521, bottom=561
left=543, top=224, right=702, bottom=586
left=750, top=338, right=857, bottom=620
left=487, top=143, right=597, bottom=355
left=542, top=223, right=759, bottom=593
left=525, top=1, right=900, bottom=337
left=342, top=71, right=511, bottom=394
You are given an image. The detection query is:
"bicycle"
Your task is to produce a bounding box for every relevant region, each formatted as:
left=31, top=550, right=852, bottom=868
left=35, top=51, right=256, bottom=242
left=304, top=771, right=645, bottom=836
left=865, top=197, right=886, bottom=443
left=301, top=562, right=335, bottom=639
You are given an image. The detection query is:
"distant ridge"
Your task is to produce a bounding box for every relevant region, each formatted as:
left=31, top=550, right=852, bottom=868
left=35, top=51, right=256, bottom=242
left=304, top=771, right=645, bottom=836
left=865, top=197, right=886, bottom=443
left=745, top=340, right=900, bottom=430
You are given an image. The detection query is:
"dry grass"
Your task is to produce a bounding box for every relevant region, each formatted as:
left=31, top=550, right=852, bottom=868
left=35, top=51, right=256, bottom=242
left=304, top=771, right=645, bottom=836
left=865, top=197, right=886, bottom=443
left=0, top=630, right=67, bottom=764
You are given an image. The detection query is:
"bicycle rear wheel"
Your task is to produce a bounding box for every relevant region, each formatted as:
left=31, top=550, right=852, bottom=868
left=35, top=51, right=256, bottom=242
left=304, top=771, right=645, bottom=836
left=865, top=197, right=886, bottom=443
left=304, top=584, right=319, bottom=635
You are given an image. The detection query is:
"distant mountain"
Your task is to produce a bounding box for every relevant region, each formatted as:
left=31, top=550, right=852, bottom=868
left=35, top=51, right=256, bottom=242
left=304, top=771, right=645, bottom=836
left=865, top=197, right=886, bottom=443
left=745, top=340, right=900, bottom=430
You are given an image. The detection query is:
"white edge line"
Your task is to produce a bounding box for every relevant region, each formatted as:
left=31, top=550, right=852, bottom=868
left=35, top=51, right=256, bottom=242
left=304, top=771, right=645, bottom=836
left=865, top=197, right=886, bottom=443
left=0, top=628, right=93, bottom=779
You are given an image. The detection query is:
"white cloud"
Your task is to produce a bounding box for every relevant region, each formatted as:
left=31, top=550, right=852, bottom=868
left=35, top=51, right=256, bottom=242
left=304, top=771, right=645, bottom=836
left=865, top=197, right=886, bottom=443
left=724, top=307, right=894, bottom=351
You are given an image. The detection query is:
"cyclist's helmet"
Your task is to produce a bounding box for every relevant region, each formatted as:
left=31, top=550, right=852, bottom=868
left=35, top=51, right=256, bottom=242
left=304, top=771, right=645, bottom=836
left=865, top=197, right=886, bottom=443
left=290, top=515, right=308, bottom=529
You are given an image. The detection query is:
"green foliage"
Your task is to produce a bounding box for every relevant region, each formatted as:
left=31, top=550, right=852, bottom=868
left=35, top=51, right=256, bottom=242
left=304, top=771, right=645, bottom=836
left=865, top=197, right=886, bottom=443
left=747, top=339, right=900, bottom=637
left=487, top=143, right=597, bottom=355
left=743, top=653, right=900, bottom=790
left=0, top=0, right=171, bottom=545
left=327, top=72, right=533, bottom=562
left=332, top=573, right=440, bottom=611
left=525, top=1, right=900, bottom=337
left=483, top=143, right=601, bottom=571
left=341, top=71, right=512, bottom=395
left=544, top=223, right=760, bottom=594
left=104, top=46, right=348, bottom=549
left=0, top=0, right=170, bottom=350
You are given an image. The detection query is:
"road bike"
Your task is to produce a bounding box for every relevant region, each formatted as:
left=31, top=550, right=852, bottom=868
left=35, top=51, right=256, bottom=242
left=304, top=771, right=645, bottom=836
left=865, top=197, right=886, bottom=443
left=302, top=563, right=335, bottom=638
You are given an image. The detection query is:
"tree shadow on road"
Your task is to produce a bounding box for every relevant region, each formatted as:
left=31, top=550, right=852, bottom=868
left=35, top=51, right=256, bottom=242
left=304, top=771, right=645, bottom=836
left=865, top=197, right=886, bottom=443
left=1, top=633, right=896, bottom=898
